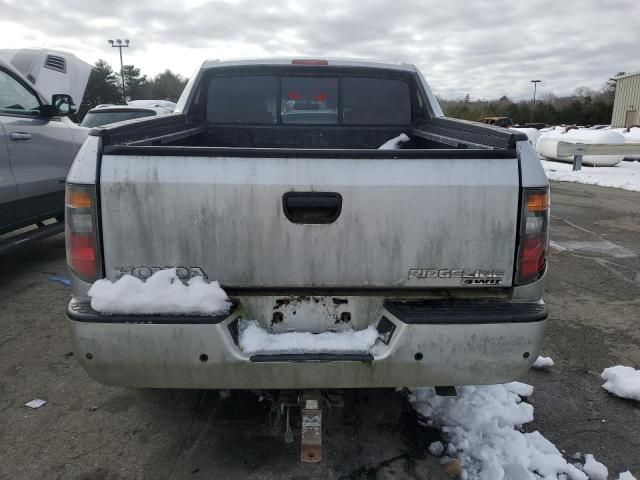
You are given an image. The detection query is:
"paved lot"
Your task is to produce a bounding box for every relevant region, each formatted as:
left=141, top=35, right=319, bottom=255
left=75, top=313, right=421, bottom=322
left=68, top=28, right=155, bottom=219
left=1, top=181, right=639, bottom=479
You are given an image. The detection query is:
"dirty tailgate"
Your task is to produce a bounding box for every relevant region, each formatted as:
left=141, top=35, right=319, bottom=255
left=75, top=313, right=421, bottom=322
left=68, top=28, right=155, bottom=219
left=99, top=154, right=520, bottom=289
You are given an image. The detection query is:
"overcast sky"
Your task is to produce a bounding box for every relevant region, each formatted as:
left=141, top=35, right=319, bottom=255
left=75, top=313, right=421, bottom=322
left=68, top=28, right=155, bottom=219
left=1, top=0, right=638, bottom=100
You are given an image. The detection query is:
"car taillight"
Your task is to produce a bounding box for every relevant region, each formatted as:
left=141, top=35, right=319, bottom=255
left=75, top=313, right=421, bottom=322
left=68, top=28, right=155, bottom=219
left=65, top=184, right=102, bottom=282
left=515, top=187, right=549, bottom=285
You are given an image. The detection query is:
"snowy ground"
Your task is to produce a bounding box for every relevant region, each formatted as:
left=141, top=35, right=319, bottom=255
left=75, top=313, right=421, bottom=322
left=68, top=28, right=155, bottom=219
left=541, top=159, right=640, bottom=192
left=409, top=382, right=636, bottom=480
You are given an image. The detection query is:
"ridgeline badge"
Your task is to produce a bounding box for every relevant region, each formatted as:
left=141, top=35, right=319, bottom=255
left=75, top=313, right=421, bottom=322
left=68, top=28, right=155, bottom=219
left=408, top=268, right=505, bottom=285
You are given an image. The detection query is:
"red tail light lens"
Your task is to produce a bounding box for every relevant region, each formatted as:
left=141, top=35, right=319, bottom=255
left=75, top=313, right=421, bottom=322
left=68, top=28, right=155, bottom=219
left=516, top=188, right=549, bottom=285
left=65, top=184, right=102, bottom=282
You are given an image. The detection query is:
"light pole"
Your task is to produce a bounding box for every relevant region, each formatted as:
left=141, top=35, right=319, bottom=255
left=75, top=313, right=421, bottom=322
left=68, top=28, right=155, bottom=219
left=530, top=79, right=542, bottom=123
left=108, top=39, right=129, bottom=103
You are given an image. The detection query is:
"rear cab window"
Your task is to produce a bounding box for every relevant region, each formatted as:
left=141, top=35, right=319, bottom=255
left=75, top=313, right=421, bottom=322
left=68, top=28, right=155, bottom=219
left=207, top=76, right=278, bottom=124
left=204, top=70, right=415, bottom=125
left=342, top=77, right=410, bottom=125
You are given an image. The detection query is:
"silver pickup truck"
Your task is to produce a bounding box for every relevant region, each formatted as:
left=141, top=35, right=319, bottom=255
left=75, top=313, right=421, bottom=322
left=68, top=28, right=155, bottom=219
left=66, top=58, right=549, bottom=390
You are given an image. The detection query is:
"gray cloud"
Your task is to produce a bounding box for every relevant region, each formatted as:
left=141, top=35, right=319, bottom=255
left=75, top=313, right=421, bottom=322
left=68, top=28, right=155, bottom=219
left=1, top=0, right=638, bottom=99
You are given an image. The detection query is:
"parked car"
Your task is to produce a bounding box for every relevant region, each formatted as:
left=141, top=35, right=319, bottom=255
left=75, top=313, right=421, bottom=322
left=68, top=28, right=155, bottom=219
left=0, top=57, right=88, bottom=247
left=80, top=101, right=176, bottom=128
left=66, top=58, right=549, bottom=390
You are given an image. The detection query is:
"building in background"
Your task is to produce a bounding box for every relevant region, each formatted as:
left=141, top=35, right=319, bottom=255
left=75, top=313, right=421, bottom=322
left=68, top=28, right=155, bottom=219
left=611, top=71, right=640, bottom=127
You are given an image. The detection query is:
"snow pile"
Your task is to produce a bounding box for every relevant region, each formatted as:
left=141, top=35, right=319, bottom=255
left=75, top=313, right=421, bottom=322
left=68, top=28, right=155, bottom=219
left=429, top=441, right=445, bottom=456
left=601, top=366, right=640, bottom=401
left=582, top=454, right=608, bottom=480
left=379, top=133, right=410, bottom=150
left=542, top=159, right=640, bottom=192
left=618, top=472, right=638, bottom=480
left=88, top=268, right=231, bottom=315
left=511, top=127, right=541, bottom=147
left=409, top=383, right=591, bottom=479
left=532, top=356, right=555, bottom=370
left=238, top=320, right=379, bottom=354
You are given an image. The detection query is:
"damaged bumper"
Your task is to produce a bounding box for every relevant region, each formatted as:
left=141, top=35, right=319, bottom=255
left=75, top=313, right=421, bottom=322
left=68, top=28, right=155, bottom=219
left=67, top=299, right=547, bottom=389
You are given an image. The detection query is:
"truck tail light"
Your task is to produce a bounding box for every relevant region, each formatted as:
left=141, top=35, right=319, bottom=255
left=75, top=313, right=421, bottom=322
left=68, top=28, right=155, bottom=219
left=515, top=187, right=549, bottom=285
left=65, top=184, right=102, bottom=282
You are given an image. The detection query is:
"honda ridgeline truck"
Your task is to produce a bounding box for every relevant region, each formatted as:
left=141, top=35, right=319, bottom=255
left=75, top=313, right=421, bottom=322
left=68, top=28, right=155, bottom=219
left=65, top=58, right=549, bottom=390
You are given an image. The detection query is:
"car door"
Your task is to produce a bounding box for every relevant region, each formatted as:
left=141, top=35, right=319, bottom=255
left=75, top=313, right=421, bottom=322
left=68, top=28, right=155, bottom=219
left=0, top=120, right=18, bottom=232
left=0, top=66, right=75, bottom=224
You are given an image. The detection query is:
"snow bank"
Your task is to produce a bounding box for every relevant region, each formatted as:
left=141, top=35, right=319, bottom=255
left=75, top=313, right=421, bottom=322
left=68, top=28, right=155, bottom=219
left=532, top=355, right=555, bottom=370
left=379, top=133, right=410, bottom=150
left=542, top=159, right=640, bottom=192
left=537, top=128, right=626, bottom=166
left=88, top=268, right=231, bottom=315
left=583, top=454, right=608, bottom=480
left=601, top=366, right=640, bottom=401
left=511, top=127, right=541, bottom=147
left=409, top=383, right=590, bottom=480
left=238, top=320, right=379, bottom=354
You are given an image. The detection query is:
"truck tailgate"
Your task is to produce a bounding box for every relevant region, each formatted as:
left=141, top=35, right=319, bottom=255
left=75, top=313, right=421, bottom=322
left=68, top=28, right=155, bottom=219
left=99, top=153, right=520, bottom=289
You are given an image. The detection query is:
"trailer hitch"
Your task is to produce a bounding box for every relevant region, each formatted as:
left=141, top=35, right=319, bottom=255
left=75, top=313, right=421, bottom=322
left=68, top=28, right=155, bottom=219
left=300, top=391, right=323, bottom=463
left=271, top=390, right=344, bottom=463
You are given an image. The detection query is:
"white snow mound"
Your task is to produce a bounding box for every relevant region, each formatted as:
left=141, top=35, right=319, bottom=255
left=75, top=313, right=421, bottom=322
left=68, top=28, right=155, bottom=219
left=408, top=383, right=589, bottom=480
left=542, top=159, right=640, bottom=192
left=88, top=268, right=231, bottom=315
left=618, top=471, right=638, bottom=480
left=429, top=441, right=445, bottom=457
left=583, top=454, right=608, bottom=480
left=379, top=133, right=410, bottom=150
left=532, top=355, right=555, bottom=370
left=511, top=127, right=541, bottom=147
left=238, top=320, right=379, bottom=354
left=601, top=365, right=640, bottom=401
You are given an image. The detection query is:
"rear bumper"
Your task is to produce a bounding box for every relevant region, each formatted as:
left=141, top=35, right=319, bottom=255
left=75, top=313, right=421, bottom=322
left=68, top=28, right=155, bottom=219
left=67, top=300, right=547, bottom=389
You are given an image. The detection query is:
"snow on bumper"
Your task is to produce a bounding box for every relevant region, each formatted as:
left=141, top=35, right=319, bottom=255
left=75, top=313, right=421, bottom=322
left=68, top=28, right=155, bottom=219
left=67, top=300, right=546, bottom=389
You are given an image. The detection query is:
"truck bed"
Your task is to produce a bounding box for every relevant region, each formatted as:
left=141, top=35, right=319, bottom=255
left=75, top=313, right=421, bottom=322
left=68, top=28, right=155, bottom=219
left=92, top=113, right=526, bottom=153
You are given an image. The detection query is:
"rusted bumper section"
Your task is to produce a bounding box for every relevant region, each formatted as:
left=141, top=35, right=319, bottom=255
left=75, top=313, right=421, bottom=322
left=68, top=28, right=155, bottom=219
left=67, top=299, right=546, bottom=389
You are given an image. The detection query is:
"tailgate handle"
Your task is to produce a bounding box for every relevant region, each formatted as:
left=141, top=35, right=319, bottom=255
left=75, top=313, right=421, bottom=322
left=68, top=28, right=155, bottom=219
left=283, top=192, right=342, bottom=224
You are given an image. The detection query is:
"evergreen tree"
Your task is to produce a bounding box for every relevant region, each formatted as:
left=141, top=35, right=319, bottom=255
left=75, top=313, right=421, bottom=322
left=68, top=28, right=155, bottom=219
left=122, top=65, right=149, bottom=101
left=77, top=59, right=120, bottom=120
left=150, top=70, right=189, bottom=102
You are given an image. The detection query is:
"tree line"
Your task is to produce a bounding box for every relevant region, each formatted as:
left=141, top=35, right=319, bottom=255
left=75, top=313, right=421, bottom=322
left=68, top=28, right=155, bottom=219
left=439, top=74, right=624, bottom=126
left=77, top=59, right=189, bottom=120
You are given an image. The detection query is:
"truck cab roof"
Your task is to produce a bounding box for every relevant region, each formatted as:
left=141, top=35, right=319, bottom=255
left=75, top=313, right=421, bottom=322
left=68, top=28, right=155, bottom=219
left=201, top=58, right=418, bottom=72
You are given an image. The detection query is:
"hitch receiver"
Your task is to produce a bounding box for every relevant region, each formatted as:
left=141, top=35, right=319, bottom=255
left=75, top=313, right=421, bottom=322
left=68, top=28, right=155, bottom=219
left=300, top=391, right=322, bottom=463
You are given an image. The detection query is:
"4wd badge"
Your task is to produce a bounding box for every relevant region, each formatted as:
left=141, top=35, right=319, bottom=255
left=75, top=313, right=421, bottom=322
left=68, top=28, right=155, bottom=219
left=408, top=268, right=505, bottom=285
